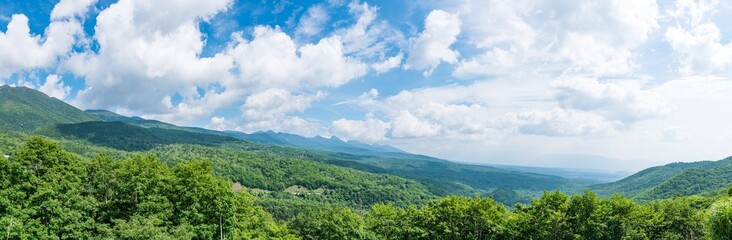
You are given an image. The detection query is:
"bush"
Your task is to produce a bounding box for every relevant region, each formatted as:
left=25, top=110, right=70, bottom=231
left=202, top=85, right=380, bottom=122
left=708, top=199, right=732, bottom=240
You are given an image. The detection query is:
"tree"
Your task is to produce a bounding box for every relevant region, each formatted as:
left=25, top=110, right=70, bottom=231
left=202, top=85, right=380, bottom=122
left=415, top=196, right=510, bottom=240
left=708, top=199, right=732, bottom=240
left=110, top=154, right=174, bottom=221
left=625, top=197, right=707, bottom=240
left=289, top=206, right=369, bottom=240
left=514, top=190, right=572, bottom=240
left=366, top=204, right=424, bottom=239
left=7, top=137, right=96, bottom=239
left=171, top=159, right=236, bottom=239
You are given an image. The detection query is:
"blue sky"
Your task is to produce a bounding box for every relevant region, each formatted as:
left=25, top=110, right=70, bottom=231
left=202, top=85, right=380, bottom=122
left=2, top=0, right=732, bottom=171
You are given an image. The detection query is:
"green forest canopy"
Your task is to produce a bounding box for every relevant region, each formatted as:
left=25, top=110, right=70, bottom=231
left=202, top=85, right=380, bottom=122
left=2, top=137, right=732, bottom=239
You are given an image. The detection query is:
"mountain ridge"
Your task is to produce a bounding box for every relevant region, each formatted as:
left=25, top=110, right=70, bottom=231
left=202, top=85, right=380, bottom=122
left=0, top=85, right=99, bottom=132
left=10, top=85, right=732, bottom=204
left=0, top=85, right=600, bottom=206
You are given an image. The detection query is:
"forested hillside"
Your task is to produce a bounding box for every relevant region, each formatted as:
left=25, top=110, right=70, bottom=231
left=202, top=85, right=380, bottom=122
left=0, top=86, right=598, bottom=206
left=2, top=137, right=732, bottom=239
left=0, top=86, right=99, bottom=132
left=37, top=121, right=241, bottom=151
left=4, top=85, right=732, bottom=238
left=594, top=157, right=732, bottom=202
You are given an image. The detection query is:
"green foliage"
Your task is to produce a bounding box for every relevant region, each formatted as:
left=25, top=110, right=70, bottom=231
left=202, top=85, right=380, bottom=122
left=415, top=196, right=510, bottom=240
left=289, top=206, right=371, bottom=240
left=594, top=157, right=732, bottom=202
left=4, top=87, right=732, bottom=239
left=625, top=196, right=709, bottom=240
left=323, top=154, right=596, bottom=200
left=514, top=190, right=573, bottom=240
left=151, top=144, right=435, bottom=217
left=3, top=86, right=596, bottom=207
left=708, top=198, right=732, bottom=240
left=0, top=137, right=296, bottom=239
left=3, top=137, right=732, bottom=239
left=1, top=137, right=96, bottom=239
left=489, top=188, right=529, bottom=206
left=365, top=204, right=424, bottom=239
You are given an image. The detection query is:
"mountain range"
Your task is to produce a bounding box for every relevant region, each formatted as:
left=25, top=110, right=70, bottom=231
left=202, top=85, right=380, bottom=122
left=1, top=85, right=732, bottom=205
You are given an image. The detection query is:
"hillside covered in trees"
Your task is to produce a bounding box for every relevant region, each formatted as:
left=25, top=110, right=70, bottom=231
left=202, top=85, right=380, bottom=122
left=3, top=86, right=732, bottom=239
left=0, top=86, right=599, bottom=207
left=2, top=137, right=732, bottom=239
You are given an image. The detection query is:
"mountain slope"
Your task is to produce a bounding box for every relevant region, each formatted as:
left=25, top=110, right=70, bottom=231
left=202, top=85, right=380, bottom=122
left=36, top=121, right=241, bottom=151
left=2, top=86, right=599, bottom=206
left=85, top=109, right=226, bottom=136
left=0, top=86, right=98, bottom=132
left=593, top=157, right=732, bottom=201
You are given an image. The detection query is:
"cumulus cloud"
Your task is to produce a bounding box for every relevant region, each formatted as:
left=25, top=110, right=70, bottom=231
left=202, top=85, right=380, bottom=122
left=38, top=74, right=71, bottom=100
left=665, top=0, right=732, bottom=75
left=295, top=4, right=329, bottom=38
left=0, top=14, right=83, bottom=78
left=451, top=0, right=659, bottom=78
left=227, top=26, right=368, bottom=90
left=553, top=77, right=674, bottom=123
left=371, top=53, right=403, bottom=74
left=337, top=1, right=405, bottom=61
left=206, top=116, right=233, bottom=131
left=336, top=72, right=675, bottom=141
left=67, top=0, right=235, bottom=119
left=51, top=0, right=97, bottom=20
left=201, top=89, right=326, bottom=135
left=504, top=108, right=622, bottom=137
left=242, top=88, right=324, bottom=122
left=389, top=110, right=440, bottom=138
left=405, top=10, right=461, bottom=76
left=331, top=115, right=390, bottom=143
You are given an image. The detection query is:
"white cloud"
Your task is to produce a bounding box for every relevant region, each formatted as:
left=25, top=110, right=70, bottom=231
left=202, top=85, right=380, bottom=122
left=331, top=115, right=390, bottom=142
left=665, top=0, right=732, bottom=75
left=0, top=14, right=83, bottom=78
left=450, top=0, right=659, bottom=78
left=362, top=88, right=379, bottom=99
left=244, top=116, right=321, bottom=136
left=405, top=10, right=461, bottom=76
left=51, top=0, right=97, bottom=20
left=408, top=102, right=492, bottom=137
left=337, top=1, right=405, bottom=61
left=62, top=0, right=382, bottom=127
left=201, top=89, right=326, bottom=135
left=68, top=0, right=235, bottom=118
left=371, top=53, right=403, bottom=74
left=242, top=88, right=324, bottom=122
left=227, top=26, right=368, bottom=90
left=504, top=108, right=622, bottom=137
left=295, top=4, right=329, bottom=38
left=553, top=77, right=674, bottom=123
left=389, top=110, right=440, bottom=138
left=340, top=72, right=673, bottom=141
left=38, top=74, right=71, bottom=100
left=206, top=116, right=232, bottom=131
